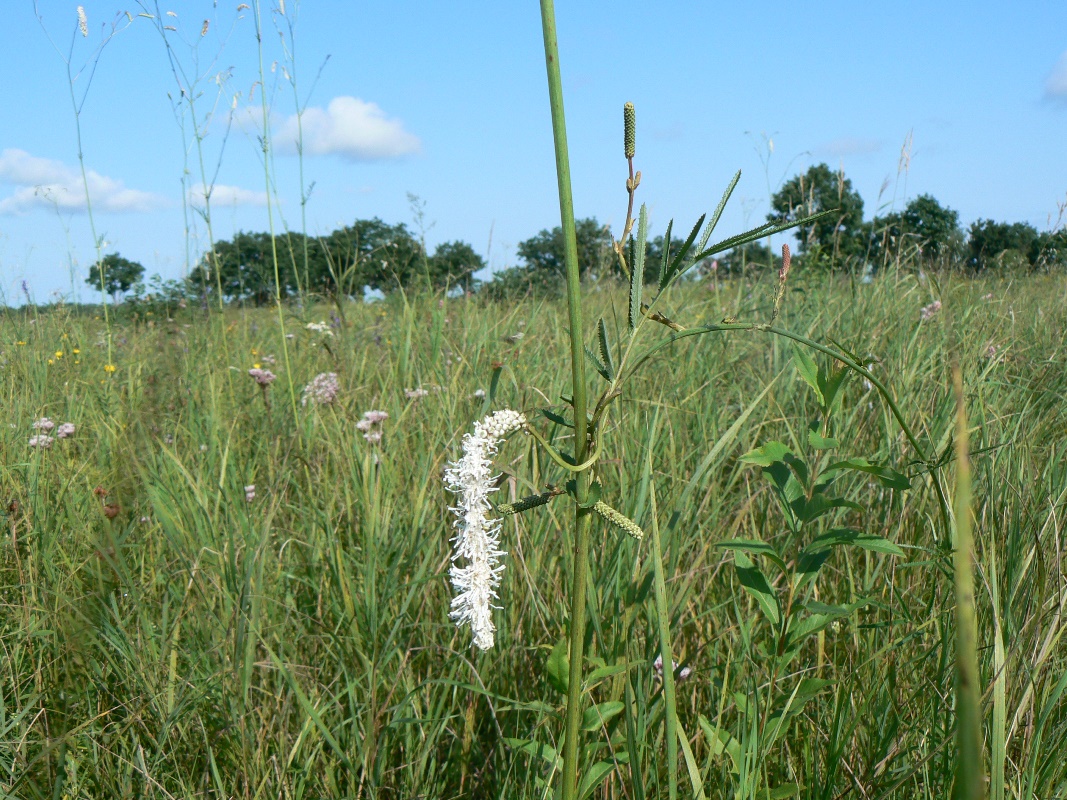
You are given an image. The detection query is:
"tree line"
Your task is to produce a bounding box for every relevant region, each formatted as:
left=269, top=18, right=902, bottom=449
left=88, top=163, right=1066, bottom=303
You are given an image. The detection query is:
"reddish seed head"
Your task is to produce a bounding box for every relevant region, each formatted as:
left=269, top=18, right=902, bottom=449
left=779, top=244, right=791, bottom=282
left=103, top=503, right=120, bottom=520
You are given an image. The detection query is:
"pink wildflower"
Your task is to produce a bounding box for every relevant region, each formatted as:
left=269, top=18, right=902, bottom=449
left=248, top=368, right=277, bottom=386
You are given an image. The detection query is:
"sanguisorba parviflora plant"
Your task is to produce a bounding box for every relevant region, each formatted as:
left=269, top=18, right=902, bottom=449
left=443, top=3, right=973, bottom=799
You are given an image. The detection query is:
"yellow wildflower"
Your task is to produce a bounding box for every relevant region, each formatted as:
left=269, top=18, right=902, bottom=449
left=104, top=364, right=117, bottom=373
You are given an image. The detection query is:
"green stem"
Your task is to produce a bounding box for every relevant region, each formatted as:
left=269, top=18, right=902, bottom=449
left=538, top=4, right=591, bottom=799
left=648, top=477, right=679, bottom=799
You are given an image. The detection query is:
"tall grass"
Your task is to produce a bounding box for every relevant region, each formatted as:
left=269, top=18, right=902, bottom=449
left=2, top=268, right=1065, bottom=798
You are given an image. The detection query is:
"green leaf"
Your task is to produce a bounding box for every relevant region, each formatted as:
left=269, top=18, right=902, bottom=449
left=657, top=218, right=673, bottom=288
left=546, top=638, right=569, bottom=694
left=541, top=408, right=573, bottom=428
left=826, top=458, right=911, bottom=491
left=732, top=551, right=780, bottom=625
left=697, top=714, right=742, bottom=775
left=819, top=363, right=850, bottom=414
left=581, top=701, right=625, bottom=731
left=597, top=317, right=616, bottom=381
left=807, top=430, right=839, bottom=450
left=792, top=344, right=823, bottom=405
left=739, top=441, right=792, bottom=467
left=586, top=662, right=628, bottom=686
left=585, top=345, right=612, bottom=381
left=690, top=209, right=837, bottom=263
left=794, top=494, right=863, bottom=524
left=629, top=205, right=648, bottom=332
left=577, top=761, right=617, bottom=800
left=715, top=539, right=787, bottom=573
left=565, top=479, right=602, bottom=509
left=504, top=737, right=562, bottom=769
left=804, top=528, right=905, bottom=557
left=665, top=212, right=707, bottom=288
left=758, top=783, right=802, bottom=799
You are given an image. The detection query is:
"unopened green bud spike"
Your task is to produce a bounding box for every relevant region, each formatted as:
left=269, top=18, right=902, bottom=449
left=624, top=102, right=636, bottom=159
left=496, top=490, right=558, bottom=516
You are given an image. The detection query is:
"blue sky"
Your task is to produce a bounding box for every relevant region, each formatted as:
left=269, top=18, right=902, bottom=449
left=2, top=1, right=1066, bottom=303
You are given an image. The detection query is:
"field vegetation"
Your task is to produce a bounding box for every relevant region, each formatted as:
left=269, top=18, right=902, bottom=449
left=2, top=264, right=1066, bottom=798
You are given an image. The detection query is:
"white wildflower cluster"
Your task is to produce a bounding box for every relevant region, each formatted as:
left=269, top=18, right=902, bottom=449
left=356, top=410, right=388, bottom=443
left=245, top=484, right=256, bottom=503
left=248, top=368, right=277, bottom=386
left=919, top=300, right=942, bottom=320
left=305, top=321, right=334, bottom=337
left=444, top=409, right=527, bottom=650
left=405, top=387, right=430, bottom=400
left=29, top=417, right=75, bottom=449
left=301, top=372, right=340, bottom=406
left=653, top=654, right=693, bottom=683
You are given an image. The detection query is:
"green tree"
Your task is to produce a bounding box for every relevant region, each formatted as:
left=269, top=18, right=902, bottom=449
left=322, top=218, right=429, bottom=293
left=188, top=231, right=305, bottom=305
left=430, top=240, right=486, bottom=292
left=966, top=219, right=1039, bottom=271
left=86, top=253, right=145, bottom=299
left=875, top=194, right=964, bottom=265
left=516, top=217, right=613, bottom=281
left=770, top=163, right=866, bottom=264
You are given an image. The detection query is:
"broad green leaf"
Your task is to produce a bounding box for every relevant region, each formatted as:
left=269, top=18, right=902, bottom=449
left=732, top=551, right=780, bottom=625
left=715, top=539, right=787, bottom=573
left=819, top=363, right=850, bottom=414
left=826, top=458, right=911, bottom=491
left=804, top=528, right=905, bottom=557
left=793, top=494, right=863, bottom=524
left=586, top=662, right=629, bottom=685
left=580, top=700, right=625, bottom=731
left=740, top=441, right=792, bottom=467
left=577, top=761, right=616, bottom=800
left=792, top=344, right=823, bottom=404
left=504, top=737, right=562, bottom=769
left=546, top=637, right=569, bottom=694
left=807, top=430, right=839, bottom=450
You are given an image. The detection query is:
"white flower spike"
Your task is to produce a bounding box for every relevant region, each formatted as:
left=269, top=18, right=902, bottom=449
left=444, top=409, right=526, bottom=649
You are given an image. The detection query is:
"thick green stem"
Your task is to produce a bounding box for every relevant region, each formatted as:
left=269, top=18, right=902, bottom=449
left=538, top=3, right=591, bottom=799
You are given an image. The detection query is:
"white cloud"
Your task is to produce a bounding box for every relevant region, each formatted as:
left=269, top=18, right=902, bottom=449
left=276, top=96, right=421, bottom=160
left=1044, top=51, right=1067, bottom=105
left=0, top=148, right=165, bottom=215
left=187, top=184, right=269, bottom=207
left=818, top=137, right=882, bottom=157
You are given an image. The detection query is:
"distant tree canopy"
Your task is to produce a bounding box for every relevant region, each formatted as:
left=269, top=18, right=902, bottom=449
left=770, top=163, right=867, bottom=261
left=515, top=217, right=614, bottom=280
left=86, top=253, right=145, bottom=298
left=875, top=194, right=964, bottom=265
left=188, top=219, right=485, bottom=303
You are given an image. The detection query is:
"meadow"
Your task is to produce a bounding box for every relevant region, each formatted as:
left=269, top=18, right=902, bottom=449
left=2, top=264, right=1065, bottom=798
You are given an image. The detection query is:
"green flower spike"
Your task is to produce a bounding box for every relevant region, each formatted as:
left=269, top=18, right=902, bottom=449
left=594, top=500, right=644, bottom=540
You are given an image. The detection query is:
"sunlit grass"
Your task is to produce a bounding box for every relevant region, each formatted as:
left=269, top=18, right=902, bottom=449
left=1, top=268, right=1065, bottom=798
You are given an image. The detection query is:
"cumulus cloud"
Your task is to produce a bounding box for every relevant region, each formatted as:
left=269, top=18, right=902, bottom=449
left=276, top=96, right=421, bottom=160
left=1044, top=51, right=1067, bottom=106
left=817, top=137, right=882, bottom=157
left=0, top=148, right=165, bottom=215
left=187, top=184, right=269, bottom=207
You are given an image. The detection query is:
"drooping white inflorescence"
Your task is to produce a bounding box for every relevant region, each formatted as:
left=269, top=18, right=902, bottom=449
left=444, top=409, right=527, bottom=650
